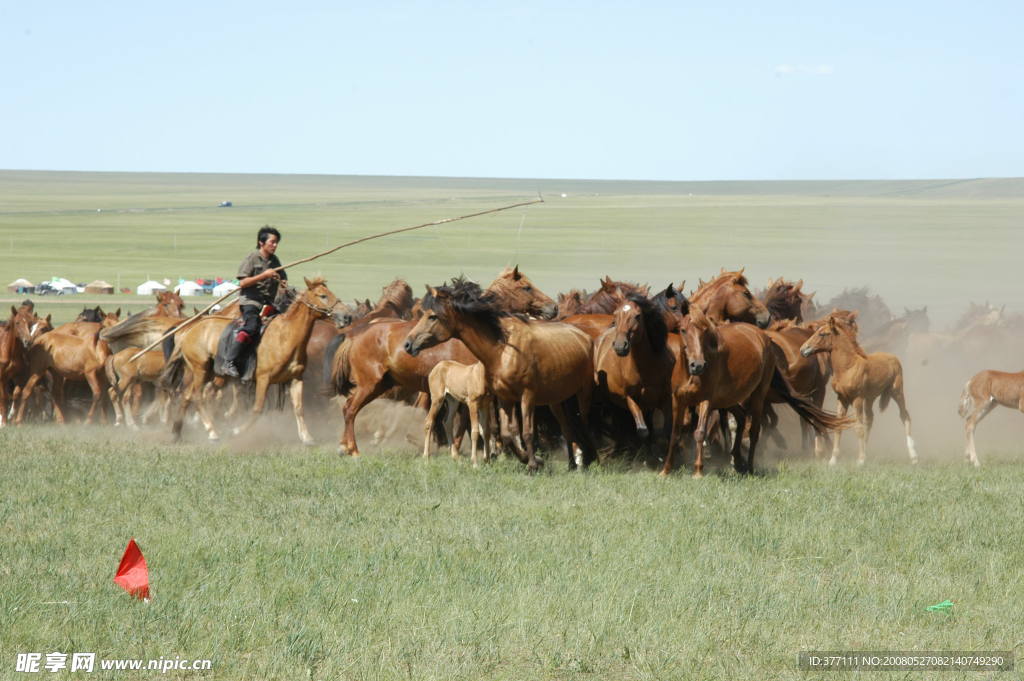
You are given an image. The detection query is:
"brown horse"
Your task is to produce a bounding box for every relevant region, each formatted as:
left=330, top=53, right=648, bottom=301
left=15, top=324, right=111, bottom=425
left=690, top=269, right=770, bottom=328
left=105, top=347, right=169, bottom=428
left=403, top=278, right=595, bottom=471
left=162, top=277, right=342, bottom=444
left=800, top=312, right=918, bottom=465
left=763, top=319, right=832, bottom=457
left=1, top=308, right=45, bottom=426
left=759, top=278, right=807, bottom=323
left=487, top=266, right=558, bottom=319
left=958, top=370, right=1024, bottom=467
left=663, top=307, right=848, bottom=477
left=594, top=294, right=676, bottom=438
left=328, top=267, right=558, bottom=457
left=55, top=308, right=121, bottom=338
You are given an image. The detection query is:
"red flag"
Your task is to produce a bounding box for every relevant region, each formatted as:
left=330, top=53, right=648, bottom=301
left=113, top=539, right=150, bottom=600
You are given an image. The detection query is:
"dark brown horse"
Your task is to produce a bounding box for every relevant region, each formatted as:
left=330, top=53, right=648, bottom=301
left=663, top=307, right=848, bottom=477
left=759, top=278, right=807, bottom=323
left=690, top=269, right=770, bottom=328
left=404, top=278, right=595, bottom=471
left=594, top=294, right=676, bottom=438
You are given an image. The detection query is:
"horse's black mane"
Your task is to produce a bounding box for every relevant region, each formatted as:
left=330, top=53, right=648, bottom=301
left=423, top=276, right=508, bottom=342
left=626, top=293, right=669, bottom=353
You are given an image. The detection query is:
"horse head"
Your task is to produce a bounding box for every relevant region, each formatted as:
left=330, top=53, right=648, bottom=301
left=404, top=285, right=457, bottom=356
left=487, top=266, right=556, bottom=319
left=693, top=270, right=770, bottom=328
left=800, top=312, right=855, bottom=357
left=679, top=305, right=716, bottom=376
left=298, top=277, right=342, bottom=320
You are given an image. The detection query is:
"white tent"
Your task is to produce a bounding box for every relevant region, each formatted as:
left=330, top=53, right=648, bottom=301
left=6, top=277, right=33, bottom=292
left=51, top=276, right=81, bottom=292
left=136, top=280, right=167, bottom=295
left=213, top=281, right=239, bottom=297
left=175, top=280, right=205, bottom=296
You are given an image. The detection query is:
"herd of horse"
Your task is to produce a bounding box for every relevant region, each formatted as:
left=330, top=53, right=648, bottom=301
left=1, top=267, right=1021, bottom=473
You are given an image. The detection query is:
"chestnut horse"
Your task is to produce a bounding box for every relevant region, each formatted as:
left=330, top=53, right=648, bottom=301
left=800, top=312, right=918, bottom=465
left=689, top=269, right=770, bottom=328
left=958, top=370, right=1024, bottom=467
left=329, top=267, right=557, bottom=457
left=105, top=347, right=169, bottom=428
left=404, top=278, right=595, bottom=471
left=663, top=307, right=849, bottom=477
left=162, top=277, right=342, bottom=444
left=0, top=308, right=50, bottom=426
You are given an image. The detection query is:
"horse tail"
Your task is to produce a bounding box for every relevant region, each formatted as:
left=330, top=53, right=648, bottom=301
left=158, top=345, right=186, bottom=393
left=320, top=333, right=347, bottom=396
left=770, top=370, right=854, bottom=434
left=958, top=379, right=974, bottom=418
left=330, top=337, right=355, bottom=396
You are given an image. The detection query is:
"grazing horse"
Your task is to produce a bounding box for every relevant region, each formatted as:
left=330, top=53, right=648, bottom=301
left=800, top=313, right=918, bottom=465
left=663, top=307, right=848, bottom=477
left=594, top=294, right=676, bottom=438
left=163, top=277, right=342, bottom=444
left=422, top=360, right=493, bottom=466
left=959, top=370, right=1024, bottom=467
left=689, top=269, right=770, bottom=328
left=403, top=278, right=595, bottom=471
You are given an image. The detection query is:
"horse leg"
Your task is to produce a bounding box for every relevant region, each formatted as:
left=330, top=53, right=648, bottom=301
left=83, top=371, right=104, bottom=425
left=108, top=383, right=123, bottom=427
left=659, top=395, right=683, bottom=477
left=692, top=401, right=712, bottom=478
left=232, top=374, right=272, bottom=437
left=467, top=399, right=482, bottom=467
left=51, top=375, right=66, bottom=424
left=547, top=401, right=580, bottom=470
left=963, top=397, right=994, bottom=467
left=192, top=369, right=221, bottom=441
left=15, top=372, right=44, bottom=425
left=288, top=379, right=315, bottom=445
left=520, top=395, right=542, bottom=472
left=853, top=397, right=869, bottom=465
left=624, top=396, right=648, bottom=439
left=338, top=383, right=389, bottom=457
left=891, top=387, right=918, bottom=464
left=422, top=393, right=444, bottom=458
left=497, top=401, right=527, bottom=463
left=829, top=400, right=849, bottom=466
left=728, top=407, right=748, bottom=473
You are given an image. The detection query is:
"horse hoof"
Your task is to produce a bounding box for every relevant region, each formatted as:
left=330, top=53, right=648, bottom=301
left=692, top=471, right=704, bottom=479
left=208, top=435, right=220, bottom=443
left=302, top=437, right=316, bottom=447
left=637, top=426, right=649, bottom=439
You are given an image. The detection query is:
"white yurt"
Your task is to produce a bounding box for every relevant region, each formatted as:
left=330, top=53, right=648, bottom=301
left=174, top=280, right=205, bottom=296
left=136, top=280, right=167, bottom=295
left=212, top=281, right=239, bottom=297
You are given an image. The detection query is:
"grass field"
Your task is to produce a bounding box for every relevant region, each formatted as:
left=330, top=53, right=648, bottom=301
left=2, top=427, right=1022, bottom=680
left=2, top=171, right=1023, bottom=679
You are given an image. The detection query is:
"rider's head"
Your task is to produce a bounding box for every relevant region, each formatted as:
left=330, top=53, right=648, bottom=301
left=257, top=225, right=281, bottom=248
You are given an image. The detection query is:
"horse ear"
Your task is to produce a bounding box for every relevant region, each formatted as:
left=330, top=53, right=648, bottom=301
left=794, top=279, right=803, bottom=291
left=766, top=277, right=776, bottom=288
left=115, top=308, right=121, bottom=317
left=738, top=267, right=745, bottom=275
left=10, top=306, right=17, bottom=316
left=45, top=314, right=52, bottom=324
left=665, top=283, right=676, bottom=297
left=849, top=310, right=859, bottom=320
left=303, top=276, right=313, bottom=288
left=512, top=265, right=521, bottom=279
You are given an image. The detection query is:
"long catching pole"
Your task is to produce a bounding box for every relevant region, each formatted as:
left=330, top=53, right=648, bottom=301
left=128, top=197, right=543, bottom=362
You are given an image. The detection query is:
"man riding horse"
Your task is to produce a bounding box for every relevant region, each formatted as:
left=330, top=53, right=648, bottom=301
left=224, top=225, right=287, bottom=377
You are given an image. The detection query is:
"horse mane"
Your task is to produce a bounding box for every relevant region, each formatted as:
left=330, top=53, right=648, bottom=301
left=626, top=293, right=668, bottom=354
left=690, top=270, right=748, bottom=303
left=423, top=276, right=508, bottom=342
left=375, top=279, right=414, bottom=317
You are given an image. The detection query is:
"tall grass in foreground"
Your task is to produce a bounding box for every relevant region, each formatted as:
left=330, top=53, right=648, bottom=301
left=1, top=428, right=1020, bottom=680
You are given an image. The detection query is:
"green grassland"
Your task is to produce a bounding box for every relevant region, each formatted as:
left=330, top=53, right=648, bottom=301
left=2, top=171, right=1022, bottom=326
left=1, top=171, right=1023, bottom=679
left=2, top=428, right=1022, bottom=680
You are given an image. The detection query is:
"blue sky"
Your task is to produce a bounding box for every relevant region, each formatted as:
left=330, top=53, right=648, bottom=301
left=2, top=1, right=1021, bottom=180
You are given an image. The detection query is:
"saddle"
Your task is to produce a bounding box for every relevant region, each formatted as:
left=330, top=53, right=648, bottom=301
left=213, top=314, right=277, bottom=382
